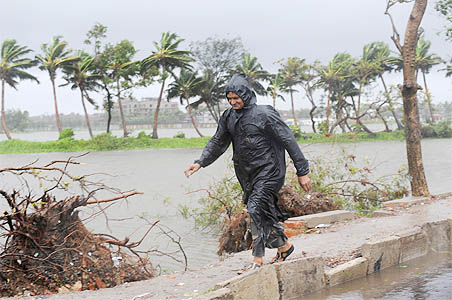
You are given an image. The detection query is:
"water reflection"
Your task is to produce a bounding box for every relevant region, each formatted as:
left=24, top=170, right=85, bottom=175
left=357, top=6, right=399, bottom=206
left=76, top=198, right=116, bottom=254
left=307, top=252, right=452, bottom=300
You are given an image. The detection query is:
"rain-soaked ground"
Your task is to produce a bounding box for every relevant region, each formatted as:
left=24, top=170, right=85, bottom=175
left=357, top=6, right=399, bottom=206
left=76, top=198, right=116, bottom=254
left=308, top=252, right=452, bottom=300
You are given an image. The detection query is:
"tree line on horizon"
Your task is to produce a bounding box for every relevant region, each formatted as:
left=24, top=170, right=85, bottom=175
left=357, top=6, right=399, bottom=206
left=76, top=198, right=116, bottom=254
left=1, top=1, right=451, bottom=142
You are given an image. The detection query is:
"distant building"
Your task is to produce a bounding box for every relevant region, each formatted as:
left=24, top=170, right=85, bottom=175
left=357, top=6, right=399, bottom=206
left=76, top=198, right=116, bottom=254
left=113, top=97, right=179, bottom=117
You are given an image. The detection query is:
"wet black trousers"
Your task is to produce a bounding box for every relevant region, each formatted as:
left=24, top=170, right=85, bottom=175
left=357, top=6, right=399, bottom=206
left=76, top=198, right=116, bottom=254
left=247, top=187, right=287, bottom=257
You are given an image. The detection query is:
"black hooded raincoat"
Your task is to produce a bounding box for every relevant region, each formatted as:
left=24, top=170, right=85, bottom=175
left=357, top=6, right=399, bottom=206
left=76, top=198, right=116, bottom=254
left=195, top=74, right=309, bottom=257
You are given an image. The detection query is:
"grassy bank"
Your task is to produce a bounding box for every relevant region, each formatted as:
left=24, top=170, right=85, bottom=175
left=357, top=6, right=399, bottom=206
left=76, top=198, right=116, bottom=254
left=0, top=129, right=411, bottom=154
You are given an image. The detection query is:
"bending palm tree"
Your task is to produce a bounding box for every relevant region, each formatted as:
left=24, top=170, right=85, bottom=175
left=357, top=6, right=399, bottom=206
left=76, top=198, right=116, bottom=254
left=279, top=57, right=306, bottom=127
left=141, top=32, right=193, bottom=139
left=1, top=40, right=38, bottom=140
left=62, top=52, right=100, bottom=138
left=168, top=69, right=203, bottom=137
left=266, top=73, right=286, bottom=109
left=233, top=53, right=269, bottom=95
left=36, top=36, right=79, bottom=133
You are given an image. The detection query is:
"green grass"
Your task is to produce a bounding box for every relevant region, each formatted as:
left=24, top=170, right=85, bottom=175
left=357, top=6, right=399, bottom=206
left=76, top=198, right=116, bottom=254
left=0, top=129, right=415, bottom=155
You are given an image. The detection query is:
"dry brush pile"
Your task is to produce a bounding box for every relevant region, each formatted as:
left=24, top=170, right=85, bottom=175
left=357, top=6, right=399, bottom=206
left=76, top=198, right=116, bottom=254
left=0, top=154, right=169, bottom=297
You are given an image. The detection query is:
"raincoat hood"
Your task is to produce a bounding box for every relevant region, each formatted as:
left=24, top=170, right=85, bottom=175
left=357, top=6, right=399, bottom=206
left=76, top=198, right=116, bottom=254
left=225, top=74, right=257, bottom=108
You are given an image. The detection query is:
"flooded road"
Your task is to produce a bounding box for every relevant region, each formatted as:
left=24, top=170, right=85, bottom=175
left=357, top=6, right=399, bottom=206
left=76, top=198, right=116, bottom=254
left=0, top=138, right=451, bottom=272
left=308, top=252, right=452, bottom=300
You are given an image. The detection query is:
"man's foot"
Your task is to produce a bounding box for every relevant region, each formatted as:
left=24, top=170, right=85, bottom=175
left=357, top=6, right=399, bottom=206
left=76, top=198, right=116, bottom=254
left=237, top=263, right=261, bottom=275
left=271, top=244, right=295, bottom=264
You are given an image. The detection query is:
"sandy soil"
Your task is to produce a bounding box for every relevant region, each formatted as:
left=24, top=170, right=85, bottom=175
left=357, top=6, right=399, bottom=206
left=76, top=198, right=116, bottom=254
left=4, top=194, right=451, bottom=300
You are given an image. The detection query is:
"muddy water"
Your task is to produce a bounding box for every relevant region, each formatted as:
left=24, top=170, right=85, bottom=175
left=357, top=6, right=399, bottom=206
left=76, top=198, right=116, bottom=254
left=308, top=252, right=452, bottom=300
left=0, top=138, right=451, bottom=272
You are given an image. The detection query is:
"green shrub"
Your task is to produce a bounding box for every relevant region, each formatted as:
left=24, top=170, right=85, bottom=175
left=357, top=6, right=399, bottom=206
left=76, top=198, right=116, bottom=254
left=288, top=125, right=302, bottom=139
left=173, top=132, right=186, bottom=139
left=421, top=125, right=437, bottom=138
left=435, top=120, right=452, bottom=138
left=317, top=120, right=329, bottom=134
left=58, top=128, right=75, bottom=140
left=91, top=133, right=119, bottom=150
left=137, top=131, right=149, bottom=139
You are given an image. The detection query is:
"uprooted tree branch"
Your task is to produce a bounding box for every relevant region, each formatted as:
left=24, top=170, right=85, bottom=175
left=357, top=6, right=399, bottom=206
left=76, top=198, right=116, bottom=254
left=0, top=153, right=185, bottom=297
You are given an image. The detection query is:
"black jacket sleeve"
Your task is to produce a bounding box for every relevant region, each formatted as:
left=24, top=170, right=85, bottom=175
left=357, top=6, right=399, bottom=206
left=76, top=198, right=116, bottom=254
left=264, top=107, right=310, bottom=176
left=195, top=110, right=232, bottom=167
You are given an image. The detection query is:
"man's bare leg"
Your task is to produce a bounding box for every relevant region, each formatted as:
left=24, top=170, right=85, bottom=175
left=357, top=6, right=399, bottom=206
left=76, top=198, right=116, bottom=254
left=253, top=256, right=263, bottom=266
left=278, top=240, right=292, bottom=253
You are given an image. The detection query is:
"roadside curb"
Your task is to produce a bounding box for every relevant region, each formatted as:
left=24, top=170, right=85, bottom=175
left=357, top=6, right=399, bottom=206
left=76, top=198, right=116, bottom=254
left=198, top=218, right=452, bottom=299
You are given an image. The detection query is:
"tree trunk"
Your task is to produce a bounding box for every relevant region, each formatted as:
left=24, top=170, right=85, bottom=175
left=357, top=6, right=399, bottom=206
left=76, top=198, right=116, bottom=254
left=116, top=78, right=127, bottom=137
left=51, top=77, right=62, bottom=134
left=290, top=90, right=298, bottom=126
left=273, top=95, right=276, bottom=109
left=376, top=105, right=391, bottom=132
left=101, top=78, right=113, bottom=133
left=422, top=71, right=435, bottom=123
left=80, top=88, right=93, bottom=138
left=1, top=79, right=12, bottom=140
left=186, top=98, right=203, bottom=137
left=400, top=0, right=430, bottom=196
left=326, top=85, right=332, bottom=128
left=303, top=85, right=317, bottom=133
left=379, top=74, right=404, bottom=130
left=152, top=77, right=166, bottom=139
left=205, top=100, right=219, bottom=124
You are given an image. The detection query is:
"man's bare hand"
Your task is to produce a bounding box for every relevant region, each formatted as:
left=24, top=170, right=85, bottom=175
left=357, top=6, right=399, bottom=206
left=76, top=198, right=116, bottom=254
left=184, top=163, right=201, bottom=178
left=298, top=174, right=312, bottom=193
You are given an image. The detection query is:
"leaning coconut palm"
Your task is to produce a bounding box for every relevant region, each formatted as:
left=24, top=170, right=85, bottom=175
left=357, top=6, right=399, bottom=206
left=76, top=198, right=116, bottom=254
left=232, top=53, right=269, bottom=95
left=371, top=42, right=404, bottom=130
left=316, top=53, right=353, bottom=130
left=62, top=52, right=101, bottom=138
left=266, top=73, right=286, bottom=109
left=393, top=35, right=443, bottom=123
left=167, top=69, right=204, bottom=137
left=193, top=70, right=225, bottom=124
left=141, top=32, right=193, bottom=139
left=279, top=57, right=307, bottom=127
left=0, top=40, right=39, bottom=140
left=36, top=36, right=79, bottom=134
left=416, top=36, right=443, bottom=123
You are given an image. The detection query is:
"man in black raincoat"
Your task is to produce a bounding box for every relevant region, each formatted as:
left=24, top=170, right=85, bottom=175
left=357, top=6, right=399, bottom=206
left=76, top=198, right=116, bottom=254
left=185, top=74, right=311, bottom=268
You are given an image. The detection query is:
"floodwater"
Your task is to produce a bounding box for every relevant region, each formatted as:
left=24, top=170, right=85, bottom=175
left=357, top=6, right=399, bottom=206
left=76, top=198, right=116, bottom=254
left=0, top=134, right=451, bottom=272
left=307, top=252, right=452, bottom=300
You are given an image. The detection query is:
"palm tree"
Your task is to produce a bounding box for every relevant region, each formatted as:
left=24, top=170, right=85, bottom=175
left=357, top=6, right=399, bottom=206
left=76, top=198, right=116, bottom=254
left=266, top=73, right=286, bottom=109
left=1, top=40, right=38, bottom=140
left=62, top=52, right=100, bottom=138
left=316, top=53, right=353, bottom=129
left=353, top=43, right=380, bottom=119
left=279, top=57, right=306, bottom=126
left=35, top=36, right=79, bottom=134
left=416, top=36, right=442, bottom=123
left=233, top=53, right=269, bottom=95
left=167, top=69, right=203, bottom=137
left=371, top=42, right=404, bottom=130
left=141, top=32, right=193, bottom=139
left=195, top=70, right=225, bottom=124
left=393, top=35, right=442, bottom=123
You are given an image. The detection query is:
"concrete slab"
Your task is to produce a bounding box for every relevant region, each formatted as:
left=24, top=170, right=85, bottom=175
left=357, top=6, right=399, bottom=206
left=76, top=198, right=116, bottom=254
left=422, top=220, right=451, bottom=251
left=215, top=265, right=279, bottom=300
left=362, top=235, right=401, bottom=274
left=275, top=256, right=325, bottom=299
left=196, top=288, right=233, bottom=300
left=370, top=210, right=394, bottom=217
left=325, top=257, right=368, bottom=287
left=287, top=210, right=354, bottom=228
left=383, top=196, right=429, bottom=208
left=396, top=227, right=428, bottom=263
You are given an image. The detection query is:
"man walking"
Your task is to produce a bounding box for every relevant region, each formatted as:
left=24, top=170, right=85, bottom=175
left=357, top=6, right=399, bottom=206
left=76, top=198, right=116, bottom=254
left=184, top=74, right=311, bottom=269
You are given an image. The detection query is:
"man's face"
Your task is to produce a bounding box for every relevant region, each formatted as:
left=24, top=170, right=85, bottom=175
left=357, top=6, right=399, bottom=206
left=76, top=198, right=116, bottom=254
left=227, top=92, right=245, bottom=110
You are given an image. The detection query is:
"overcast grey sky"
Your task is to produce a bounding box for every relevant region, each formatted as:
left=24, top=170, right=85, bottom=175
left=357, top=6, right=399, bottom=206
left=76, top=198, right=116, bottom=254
left=1, top=0, right=451, bottom=116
